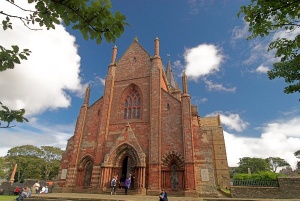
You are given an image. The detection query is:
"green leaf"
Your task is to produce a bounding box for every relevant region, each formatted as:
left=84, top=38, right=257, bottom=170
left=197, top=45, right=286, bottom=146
left=12, top=45, right=19, bottom=53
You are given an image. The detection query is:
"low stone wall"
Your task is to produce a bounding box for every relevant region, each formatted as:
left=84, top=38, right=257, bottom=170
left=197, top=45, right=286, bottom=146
left=231, top=176, right=300, bottom=199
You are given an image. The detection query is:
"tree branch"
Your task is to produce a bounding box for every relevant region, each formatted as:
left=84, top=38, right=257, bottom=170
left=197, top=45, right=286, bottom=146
left=269, top=0, right=300, bottom=13
left=0, top=11, right=42, bottom=30
left=50, top=0, right=107, bottom=33
left=6, top=0, right=35, bottom=13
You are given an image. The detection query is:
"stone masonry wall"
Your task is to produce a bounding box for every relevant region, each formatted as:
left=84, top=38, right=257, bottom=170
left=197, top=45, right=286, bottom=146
left=231, top=177, right=300, bottom=199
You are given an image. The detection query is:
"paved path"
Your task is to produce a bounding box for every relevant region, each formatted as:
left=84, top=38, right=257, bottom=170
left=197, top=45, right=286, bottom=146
left=30, top=193, right=202, bottom=201
left=28, top=193, right=300, bottom=201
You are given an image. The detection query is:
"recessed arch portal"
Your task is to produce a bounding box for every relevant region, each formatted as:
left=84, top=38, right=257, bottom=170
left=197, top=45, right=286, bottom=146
left=161, top=152, right=185, bottom=190
left=76, top=155, right=94, bottom=188
left=110, top=143, right=140, bottom=167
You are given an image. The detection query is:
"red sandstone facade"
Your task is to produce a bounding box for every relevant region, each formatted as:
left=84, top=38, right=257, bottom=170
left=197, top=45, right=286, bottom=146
left=56, top=38, right=230, bottom=197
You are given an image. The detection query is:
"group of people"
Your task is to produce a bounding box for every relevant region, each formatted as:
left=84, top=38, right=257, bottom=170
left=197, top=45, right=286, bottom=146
left=13, top=181, right=51, bottom=200
left=110, top=174, right=133, bottom=195
left=33, top=181, right=49, bottom=194
left=14, top=186, right=31, bottom=201
left=110, top=174, right=168, bottom=201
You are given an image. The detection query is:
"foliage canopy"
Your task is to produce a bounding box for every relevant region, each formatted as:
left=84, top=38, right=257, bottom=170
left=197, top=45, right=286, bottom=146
left=238, top=0, right=300, bottom=93
left=233, top=171, right=283, bottom=181
left=3, top=145, right=64, bottom=181
left=236, top=157, right=270, bottom=174
left=266, top=157, right=290, bottom=173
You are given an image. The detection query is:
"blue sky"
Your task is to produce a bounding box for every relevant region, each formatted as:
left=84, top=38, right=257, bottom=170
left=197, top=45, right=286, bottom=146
left=1, top=0, right=299, bottom=169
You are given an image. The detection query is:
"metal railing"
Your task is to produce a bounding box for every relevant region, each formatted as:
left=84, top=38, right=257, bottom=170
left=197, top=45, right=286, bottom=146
left=232, top=180, right=279, bottom=187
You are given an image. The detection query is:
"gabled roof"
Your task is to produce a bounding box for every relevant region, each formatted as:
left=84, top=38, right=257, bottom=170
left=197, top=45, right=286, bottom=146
left=116, top=37, right=151, bottom=63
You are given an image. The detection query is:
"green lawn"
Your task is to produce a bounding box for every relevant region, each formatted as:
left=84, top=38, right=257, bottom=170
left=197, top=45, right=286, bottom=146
left=0, top=195, right=16, bottom=201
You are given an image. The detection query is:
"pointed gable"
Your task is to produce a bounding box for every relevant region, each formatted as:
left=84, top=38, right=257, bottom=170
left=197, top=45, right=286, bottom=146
left=115, top=38, right=152, bottom=81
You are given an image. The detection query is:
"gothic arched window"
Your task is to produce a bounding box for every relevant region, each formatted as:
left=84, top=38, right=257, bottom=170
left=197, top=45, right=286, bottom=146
left=124, top=89, right=141, bottom=119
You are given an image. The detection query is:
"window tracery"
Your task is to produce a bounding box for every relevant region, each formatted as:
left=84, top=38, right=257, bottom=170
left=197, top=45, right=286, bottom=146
left=124, top=89, right=141, bottom=119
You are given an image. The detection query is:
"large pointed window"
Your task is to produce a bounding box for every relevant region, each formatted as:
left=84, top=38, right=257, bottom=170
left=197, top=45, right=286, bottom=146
left=124, top=89, right=141, bottom=119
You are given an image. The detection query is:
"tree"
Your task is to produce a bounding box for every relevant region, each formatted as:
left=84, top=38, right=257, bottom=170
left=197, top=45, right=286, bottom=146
left=40, top=146, right=64, bottom=180
left=5, top=145, right=64, bottom=181
left=295, top=150, right=300, bottom=159
left=236, top=157, right=270, bottom=174
left=0, top=0, right=128, bottom=127
left=266, top=157, right=290, bottom=172
left=0, top=157, right=9, bottom=179
left=238, top=0, right=300, bottom=94
left=295, top=150, right=300, bottom=172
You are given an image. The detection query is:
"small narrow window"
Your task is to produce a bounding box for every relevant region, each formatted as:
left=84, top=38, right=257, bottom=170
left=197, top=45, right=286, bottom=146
left=167, top=103, right=170, bottom=110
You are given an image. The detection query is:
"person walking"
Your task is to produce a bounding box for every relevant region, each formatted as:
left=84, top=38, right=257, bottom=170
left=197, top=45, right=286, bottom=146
left=124, top=177, right=130, bottom=195
left=110, top=176, right=117, bottom=195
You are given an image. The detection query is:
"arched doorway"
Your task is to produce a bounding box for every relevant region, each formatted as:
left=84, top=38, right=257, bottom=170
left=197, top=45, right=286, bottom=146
left=103, top=143, right=146, bottom=190
left=84, top=161, right=93, bottom=188
left=161, top=152, right=185, bottom=191
left=76, top=155, right=94, bottom=188
left=121, top=155, right=134, bottom=177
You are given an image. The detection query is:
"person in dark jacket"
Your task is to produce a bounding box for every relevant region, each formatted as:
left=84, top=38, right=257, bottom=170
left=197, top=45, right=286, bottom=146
left=159, top=189, right=168, bottom=201
left=124, top=177, right=130, bottom=195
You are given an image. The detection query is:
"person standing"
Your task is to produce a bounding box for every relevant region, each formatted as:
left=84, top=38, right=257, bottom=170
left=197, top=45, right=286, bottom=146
left=129, top=173, right=134, bottom=189
left=110, top=176, right=117, bottom=195
left=124, top=177, right=130, bottom=195
left=119, top=174, right=125, bottom=188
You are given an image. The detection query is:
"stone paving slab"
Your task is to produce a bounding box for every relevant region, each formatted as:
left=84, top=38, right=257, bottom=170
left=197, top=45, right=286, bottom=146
left=25, top=193, right=300, bottom=201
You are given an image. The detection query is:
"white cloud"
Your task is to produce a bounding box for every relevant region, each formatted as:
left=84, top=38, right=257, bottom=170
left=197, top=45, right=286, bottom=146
left=0, top=120, right=73, bottom=156
left=173, top=60, right=185, bottom=71
left=272, top=27, right=300, bottom=41
left=237, top=21, right=300, bottom=72
left=256, top=65, right=270, bottom=74
left=206, top=112, right=249, bottom=132
left=204, top=79, right=236, bottom=92
left=224, top=117, right=300, bottom=169
left=184, top=44, right=224, bottom=79
left=0, top=1, right=84, bottom=116
left=96, top=76, right=106, bottom=86
left=191, top=97, right=208, bottom=105
left=232, top=22, right=249, bottom=40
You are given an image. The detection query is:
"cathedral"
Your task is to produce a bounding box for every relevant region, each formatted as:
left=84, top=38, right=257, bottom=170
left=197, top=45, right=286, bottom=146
left=56, top=38, right=230, bottom=197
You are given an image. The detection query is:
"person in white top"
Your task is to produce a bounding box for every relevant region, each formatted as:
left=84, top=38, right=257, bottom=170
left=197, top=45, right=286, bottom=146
left=33, top=181, right=40, bottom=194
left=40, top=186, right=46, bottom=194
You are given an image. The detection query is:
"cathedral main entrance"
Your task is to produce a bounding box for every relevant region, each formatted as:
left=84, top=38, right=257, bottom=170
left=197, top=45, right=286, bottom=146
left=121, top=156, right=132, bottom=178
left=100, top=143, right=146, bottom=191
